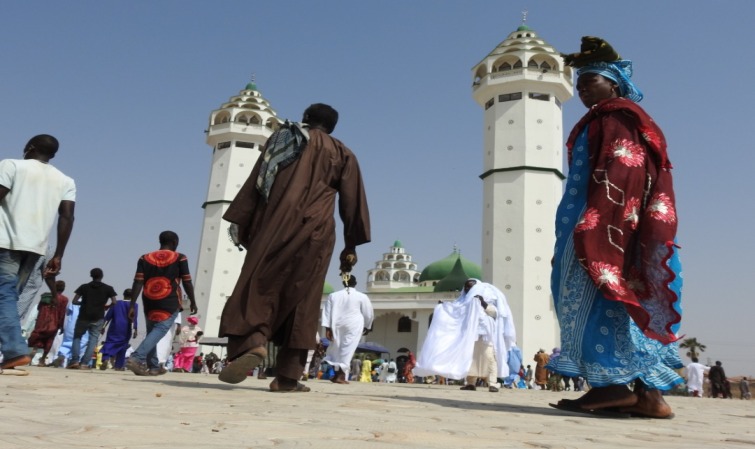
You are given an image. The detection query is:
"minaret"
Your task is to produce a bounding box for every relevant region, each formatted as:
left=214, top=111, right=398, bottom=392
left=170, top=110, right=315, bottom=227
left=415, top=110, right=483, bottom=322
left=366, top=240, right=421, bottom=292
left=194, top=81, right=282, bottom=338
left=471, top=23, right=574, bottom=358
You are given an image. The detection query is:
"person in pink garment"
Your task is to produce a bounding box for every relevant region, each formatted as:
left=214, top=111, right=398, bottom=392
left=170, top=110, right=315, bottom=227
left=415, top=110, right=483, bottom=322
left=173, top=316, right=202, bottom=373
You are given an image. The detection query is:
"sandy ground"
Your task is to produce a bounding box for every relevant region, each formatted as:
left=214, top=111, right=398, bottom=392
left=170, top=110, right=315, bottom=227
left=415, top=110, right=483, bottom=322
left=1, top=367, right=753, bottom=449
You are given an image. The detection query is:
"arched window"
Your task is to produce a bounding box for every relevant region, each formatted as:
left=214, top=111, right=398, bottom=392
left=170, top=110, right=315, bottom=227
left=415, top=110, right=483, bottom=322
left=249, top=115, right=261, bottom=125
left=499, top=62, right=512, bottom=71
left=398, top=317, right=412, bottom=333
left=541, top=61, right=551, bottom=70
left=376, top=271, right=390, bottom=282
left=392, top=271, right=410, bottom=282
left=513, top=60, right=523, bottom=69
left=528, top=60, right=538, bottom=68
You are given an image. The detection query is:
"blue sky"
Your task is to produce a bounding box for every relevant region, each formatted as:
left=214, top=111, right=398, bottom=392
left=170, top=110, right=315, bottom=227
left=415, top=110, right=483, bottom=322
left=2, top=1, right=754, bottom=375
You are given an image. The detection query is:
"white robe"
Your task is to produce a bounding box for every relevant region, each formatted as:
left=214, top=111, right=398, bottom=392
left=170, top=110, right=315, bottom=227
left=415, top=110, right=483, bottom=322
left=414, top=281, right=516, bottom=380
left=684, top=362, right=710, bottom=394
left=322, top=287, right=374, bottom=377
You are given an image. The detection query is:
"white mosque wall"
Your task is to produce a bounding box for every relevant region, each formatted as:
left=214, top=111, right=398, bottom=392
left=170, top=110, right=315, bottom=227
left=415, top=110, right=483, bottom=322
left=194, top=203, right=247, bottom=338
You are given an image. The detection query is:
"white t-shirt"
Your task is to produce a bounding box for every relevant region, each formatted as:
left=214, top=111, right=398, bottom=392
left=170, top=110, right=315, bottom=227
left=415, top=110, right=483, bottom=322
left=0, top=159, right=76, bottom=255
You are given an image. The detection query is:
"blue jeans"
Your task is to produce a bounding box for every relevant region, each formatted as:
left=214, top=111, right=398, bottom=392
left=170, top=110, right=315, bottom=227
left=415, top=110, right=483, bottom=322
left=132, top=310, right=178, bottom=369
left=0, top=249, right=41, bottom=360
left=71, top=319, right=104, bottom=365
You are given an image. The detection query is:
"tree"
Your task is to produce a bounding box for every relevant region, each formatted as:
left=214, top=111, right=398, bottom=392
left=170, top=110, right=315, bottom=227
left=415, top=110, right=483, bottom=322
left=679, top=337, right=707, bottom=360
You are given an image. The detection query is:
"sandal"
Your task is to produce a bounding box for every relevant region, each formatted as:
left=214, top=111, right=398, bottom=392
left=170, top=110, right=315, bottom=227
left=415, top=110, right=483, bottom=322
left=218, top=347, right=267, bottom=384
left=269, top=378, right=311, bottom=393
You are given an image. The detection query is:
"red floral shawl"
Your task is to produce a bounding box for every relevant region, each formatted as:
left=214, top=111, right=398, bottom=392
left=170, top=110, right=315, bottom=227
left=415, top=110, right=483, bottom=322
left=566, top=97, right=681, bottom=344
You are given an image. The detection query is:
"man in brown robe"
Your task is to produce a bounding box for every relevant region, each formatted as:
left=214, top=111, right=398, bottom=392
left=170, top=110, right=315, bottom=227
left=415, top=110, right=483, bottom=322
left=218, top=103, right=370, bottom=392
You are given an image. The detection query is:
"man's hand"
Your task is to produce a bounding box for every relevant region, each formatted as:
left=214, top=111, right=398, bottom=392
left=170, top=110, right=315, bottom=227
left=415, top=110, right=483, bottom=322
left=44, top=256, right=62, bottom=277
left=128, top=306, right=135, bottom=321
left=132, top=329, right=138, bottom=339
left=339, top=248, right=357, bottom=273
left=475, top=295, right=488, bottom=309
left=325, top=328, right=334, bottom=340
left=362, top=328, right=371, bottom=336
left=189, top=300, right=198, bottom=315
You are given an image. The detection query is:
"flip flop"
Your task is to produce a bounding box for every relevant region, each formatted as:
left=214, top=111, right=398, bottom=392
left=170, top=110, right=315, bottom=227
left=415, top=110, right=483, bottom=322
left=0, top=368, right=30, bottom=376
left=548, top=402, right=631, bottom=419
left=218, top=350, right=266, bottom=384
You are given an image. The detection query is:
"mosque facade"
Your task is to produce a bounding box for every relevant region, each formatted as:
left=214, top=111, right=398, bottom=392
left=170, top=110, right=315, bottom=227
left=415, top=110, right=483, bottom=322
left=195, top=23, right=571, bottom=364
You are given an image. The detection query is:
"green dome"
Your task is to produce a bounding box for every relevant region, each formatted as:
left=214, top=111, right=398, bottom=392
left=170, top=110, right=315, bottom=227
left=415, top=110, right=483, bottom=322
left=517, top=24, right=532, bottom=32
left=245, top=82, right=257, bottom=91
left=419, top=250, right=481, bottom=282
left=433, top=258, right=473, bottom=292
left=323, top=281, right=335, bottom=295
left=393, top=240, right=403, bottom=248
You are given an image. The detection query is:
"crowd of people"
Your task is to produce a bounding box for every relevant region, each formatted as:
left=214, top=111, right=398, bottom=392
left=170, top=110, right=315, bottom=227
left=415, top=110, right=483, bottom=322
left=5, top=35, right=735, bottom=420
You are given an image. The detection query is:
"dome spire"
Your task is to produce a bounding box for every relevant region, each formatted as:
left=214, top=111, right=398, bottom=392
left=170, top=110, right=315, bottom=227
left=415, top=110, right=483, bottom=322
left=245, top=73, right=257, bottom=91
left=517, top=9, right=532, bottom=31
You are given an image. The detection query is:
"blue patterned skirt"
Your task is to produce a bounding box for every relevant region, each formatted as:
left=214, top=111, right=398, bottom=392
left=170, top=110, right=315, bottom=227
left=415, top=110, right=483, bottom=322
left=547, top=127, right=683, bottom=390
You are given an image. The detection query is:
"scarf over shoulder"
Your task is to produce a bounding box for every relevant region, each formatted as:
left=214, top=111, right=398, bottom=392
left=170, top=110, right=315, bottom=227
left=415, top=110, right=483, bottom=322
left=566, top=97, right=681, bottom=344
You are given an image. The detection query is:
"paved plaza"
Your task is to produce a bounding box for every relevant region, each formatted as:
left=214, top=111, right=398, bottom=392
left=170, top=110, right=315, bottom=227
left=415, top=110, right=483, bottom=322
left=1, top=367, right=753, bottom=449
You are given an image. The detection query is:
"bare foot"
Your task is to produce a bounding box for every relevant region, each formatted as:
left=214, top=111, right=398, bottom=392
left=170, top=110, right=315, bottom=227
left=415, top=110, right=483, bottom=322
left=558, top=385, right=638, bottom=410
left=620, top=387, right=674, bottom=419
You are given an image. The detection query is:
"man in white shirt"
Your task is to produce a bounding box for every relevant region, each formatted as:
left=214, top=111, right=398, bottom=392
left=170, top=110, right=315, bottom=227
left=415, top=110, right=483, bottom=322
left=0, top=134, right=75, bottom=373
left=321, top=275, right=374, bottom=384
left=684, top=357, right=710, bottom=398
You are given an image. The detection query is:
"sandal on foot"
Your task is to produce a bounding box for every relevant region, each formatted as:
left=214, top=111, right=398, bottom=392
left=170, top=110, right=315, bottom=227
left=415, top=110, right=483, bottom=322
left=218, top=348, right=267, bottom=384
left=549, top=402, right=631, bottom=419
left=269, top=378, right=311, bottom=393
left=0, top=368, right=30, bottom=376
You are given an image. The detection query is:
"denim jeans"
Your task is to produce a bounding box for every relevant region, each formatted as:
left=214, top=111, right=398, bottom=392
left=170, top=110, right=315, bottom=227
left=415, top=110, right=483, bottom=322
left=71, top=318, right=104, bottom=365
left=132, top=310, right=179, bottom=369
left=0, top=249, right=41, bottom=360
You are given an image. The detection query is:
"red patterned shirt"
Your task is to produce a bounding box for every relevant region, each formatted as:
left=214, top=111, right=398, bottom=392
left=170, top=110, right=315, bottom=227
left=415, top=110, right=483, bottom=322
left=134, top=250, right=191, bottom=321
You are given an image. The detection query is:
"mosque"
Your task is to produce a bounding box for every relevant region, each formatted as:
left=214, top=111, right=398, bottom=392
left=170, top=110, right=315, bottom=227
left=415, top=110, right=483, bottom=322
left=193, top=23, right=574, bottom=362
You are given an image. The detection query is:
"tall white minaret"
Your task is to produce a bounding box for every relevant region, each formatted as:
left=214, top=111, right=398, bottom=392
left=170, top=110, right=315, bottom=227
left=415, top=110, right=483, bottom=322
left=194, top=81, right=281, bottom=338
left=472, top=23, right=574, bottom=359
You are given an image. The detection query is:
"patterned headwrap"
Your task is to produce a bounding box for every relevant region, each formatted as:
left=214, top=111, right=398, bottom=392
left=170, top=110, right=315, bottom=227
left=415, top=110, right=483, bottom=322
left=562, top=36, right=643, bottom=103
left=577, top=60, right=643, bottom=103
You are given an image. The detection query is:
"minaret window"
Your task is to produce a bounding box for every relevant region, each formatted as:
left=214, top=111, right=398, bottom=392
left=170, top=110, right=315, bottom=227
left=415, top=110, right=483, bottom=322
left=214, top=113, right=231, bottom=125
left=529, top=92, right=550, bottom=102
left=376, top=271, right=390, bottom=281
left=498, top=62, right=512, bottom=72
left=528, top=60, right=538, bottom=68
left=499, top=92, right=523, bottom=102
left=249, top=115, right=261, bottom=125
left=217, top=141, right=231, bottom=150
left=540, top=61, right=551, bottom=70
left=236, top=141, right=255, bottom=149
left=392, top=271, right=410, bottom=282
left=485, top=98, right=494, bottom=110
left=513, top=60, right=523, bottom=69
